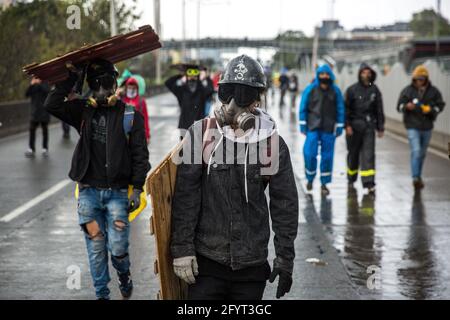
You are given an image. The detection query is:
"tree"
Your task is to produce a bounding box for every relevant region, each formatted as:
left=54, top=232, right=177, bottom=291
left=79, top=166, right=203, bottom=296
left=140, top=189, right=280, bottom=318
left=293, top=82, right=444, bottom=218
left=0, top=0, right=141, bottom=102
left=273, top=30, right=310, bottom=70
left=410, top=9, right=450, bottom=38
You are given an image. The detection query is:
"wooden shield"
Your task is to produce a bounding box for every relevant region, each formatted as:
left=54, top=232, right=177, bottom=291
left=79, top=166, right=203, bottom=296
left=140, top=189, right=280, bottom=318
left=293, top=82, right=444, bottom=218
left=145, top=141, right=188, bottom=300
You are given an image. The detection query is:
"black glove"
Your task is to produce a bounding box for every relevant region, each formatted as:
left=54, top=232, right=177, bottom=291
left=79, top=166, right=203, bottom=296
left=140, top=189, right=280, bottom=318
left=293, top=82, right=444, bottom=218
left=128, top=189, right=142, bottom=213
left=269, top=257, right=293, bottom=299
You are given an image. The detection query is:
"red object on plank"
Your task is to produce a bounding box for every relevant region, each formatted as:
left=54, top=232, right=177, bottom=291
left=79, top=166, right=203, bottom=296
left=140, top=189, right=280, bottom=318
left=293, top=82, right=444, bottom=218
left=23, top=25, right=161, bottom=85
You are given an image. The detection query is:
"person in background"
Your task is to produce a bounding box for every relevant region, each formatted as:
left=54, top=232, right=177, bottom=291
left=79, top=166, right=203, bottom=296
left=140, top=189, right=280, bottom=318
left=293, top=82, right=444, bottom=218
left=288, top=73, right=299, bottom=114
left=278, top=68, right=289, bottom=109
left=25, top=76, right=50, bottom=158
left=345, top=63, right=385, bottom=195
left=120, top=77, right=150, bottom=144
left=299, top=64, right=345, bottom=196
left=165, top=64, right=214, bottom=139
left=397, top=65, right=445, bottom=190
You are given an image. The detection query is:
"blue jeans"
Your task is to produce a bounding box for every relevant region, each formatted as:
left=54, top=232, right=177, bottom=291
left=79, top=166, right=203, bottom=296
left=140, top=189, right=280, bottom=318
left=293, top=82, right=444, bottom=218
left=406, top=129, right=432, bottom=179
left=77, top=187, right=130, bottom=299
left=303, top=130, right=336, bottom=185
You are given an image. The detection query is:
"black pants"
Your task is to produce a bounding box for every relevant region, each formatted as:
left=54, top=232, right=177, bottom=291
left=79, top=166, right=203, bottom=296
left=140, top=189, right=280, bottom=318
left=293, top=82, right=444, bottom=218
left=188, top=276, right=266, bottom=300
left=62, top=121, right=70, bottom=135
left=346, top=127, right=376, bottom=188
left=29, top=121, right=48, bottom=151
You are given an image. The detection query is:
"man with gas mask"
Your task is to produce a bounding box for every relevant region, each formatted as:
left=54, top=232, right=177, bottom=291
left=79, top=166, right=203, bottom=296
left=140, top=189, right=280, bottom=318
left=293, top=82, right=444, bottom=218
left=299, top=64, right=345, bottom=196
left=165, top=64, right=214, bottom=138
left=345, top=63, right=385, bottom=195
left=170, top=55, right=299, bottom=300
left=44, top=58, right=150, bottom=300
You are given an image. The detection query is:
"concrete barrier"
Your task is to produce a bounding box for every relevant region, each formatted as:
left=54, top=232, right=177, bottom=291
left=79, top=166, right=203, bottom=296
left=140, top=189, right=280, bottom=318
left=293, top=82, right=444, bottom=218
left=0, top=84, right=167, bottom=139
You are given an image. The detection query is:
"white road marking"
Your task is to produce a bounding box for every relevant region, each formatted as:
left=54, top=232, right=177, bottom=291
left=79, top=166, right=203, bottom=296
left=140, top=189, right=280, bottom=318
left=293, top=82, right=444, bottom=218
left=384, top=131, right=448, bottom=160
left=0, top=179, right=72, bottom=223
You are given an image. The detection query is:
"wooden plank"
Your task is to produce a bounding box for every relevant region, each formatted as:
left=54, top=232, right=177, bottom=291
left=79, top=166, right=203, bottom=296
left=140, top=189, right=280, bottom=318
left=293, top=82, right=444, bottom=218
left=146, top=141, right=186, bottom=300
left=23, top=25, right=161, bottom=84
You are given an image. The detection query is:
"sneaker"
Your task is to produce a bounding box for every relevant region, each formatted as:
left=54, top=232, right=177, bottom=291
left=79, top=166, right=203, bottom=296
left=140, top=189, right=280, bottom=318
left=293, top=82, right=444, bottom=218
left=306, top=182, right=313, bottom=191
left=413, top=178, right=424, bottom=190
left=321, top=185, right=330, bottom=196
left=42, top=149, right=49, bottom=157
left=25, top=148, right=35, bottom=158
left=118, top=271, right=133, bottom=299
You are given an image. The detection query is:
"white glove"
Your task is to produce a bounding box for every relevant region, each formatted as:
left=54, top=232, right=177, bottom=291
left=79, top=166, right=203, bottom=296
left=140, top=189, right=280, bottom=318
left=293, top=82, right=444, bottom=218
left=173, top=256, right=198, bottom=284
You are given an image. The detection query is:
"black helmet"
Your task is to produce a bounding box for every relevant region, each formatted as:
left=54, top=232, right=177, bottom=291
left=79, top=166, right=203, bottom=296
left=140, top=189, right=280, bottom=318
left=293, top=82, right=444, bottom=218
left=86, top=58, right=119, bottom=81
left=219, top=55, right=266, bottom=88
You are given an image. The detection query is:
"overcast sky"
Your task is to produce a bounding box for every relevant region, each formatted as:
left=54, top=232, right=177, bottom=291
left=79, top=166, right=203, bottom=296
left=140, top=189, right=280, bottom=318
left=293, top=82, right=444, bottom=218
left=131, top=0, right=450, bottom=39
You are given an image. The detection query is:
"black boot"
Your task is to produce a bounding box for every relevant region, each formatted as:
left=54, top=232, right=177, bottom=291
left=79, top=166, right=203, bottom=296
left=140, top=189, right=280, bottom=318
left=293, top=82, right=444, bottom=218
left=118, top=271, right=133, bottom=299
left=321, top=185, right=330, bottom=196
left=413, top=178, right=424, bottom=190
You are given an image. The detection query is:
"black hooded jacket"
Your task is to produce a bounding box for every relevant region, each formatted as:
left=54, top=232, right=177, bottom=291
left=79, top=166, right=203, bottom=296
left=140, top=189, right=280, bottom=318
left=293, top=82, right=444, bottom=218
left=344, top=63, right=385, bottom=132
left=165, top=75, right=214, bottom=130
left=44, top=74, right=150, bottom=189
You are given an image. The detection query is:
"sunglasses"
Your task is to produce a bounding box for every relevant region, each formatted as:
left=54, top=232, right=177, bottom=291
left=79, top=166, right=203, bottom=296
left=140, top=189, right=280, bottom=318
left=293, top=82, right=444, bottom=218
left=186, top=68, right=200, bottom=77
left=218, top=83, right=260, bottom=107
left=413, top=77, right=426, bottom=82
left=88, top=74, right=116, bottom=91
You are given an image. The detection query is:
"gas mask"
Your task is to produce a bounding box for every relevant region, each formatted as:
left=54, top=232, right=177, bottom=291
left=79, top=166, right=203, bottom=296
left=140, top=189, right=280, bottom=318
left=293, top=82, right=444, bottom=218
left=87, top=74, right=117, bottom=107
left=215, top=83, right=261, bottom=132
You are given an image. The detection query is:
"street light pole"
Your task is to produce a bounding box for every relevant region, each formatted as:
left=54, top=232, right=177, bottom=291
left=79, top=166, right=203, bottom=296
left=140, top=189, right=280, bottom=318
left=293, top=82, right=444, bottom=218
left=154, top=0, right=162, bottom=83
left=110, top=0, right=118, bottom=37
left=435, top=0, right=441, bottom=62
left=196, top=0, right=200, bottom=63
left=181, top=0, right=187, bottom=61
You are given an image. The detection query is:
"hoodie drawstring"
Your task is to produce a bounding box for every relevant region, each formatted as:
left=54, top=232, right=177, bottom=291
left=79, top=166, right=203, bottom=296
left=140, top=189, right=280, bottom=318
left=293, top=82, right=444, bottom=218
left=244, top=144, right=249, bottom=203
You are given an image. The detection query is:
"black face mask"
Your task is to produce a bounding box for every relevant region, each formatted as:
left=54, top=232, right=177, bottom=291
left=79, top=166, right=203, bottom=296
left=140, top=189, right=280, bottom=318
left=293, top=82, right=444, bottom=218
left=319, top=77, right=332, bottom=86
left=187, top=79, right=198, bottom=92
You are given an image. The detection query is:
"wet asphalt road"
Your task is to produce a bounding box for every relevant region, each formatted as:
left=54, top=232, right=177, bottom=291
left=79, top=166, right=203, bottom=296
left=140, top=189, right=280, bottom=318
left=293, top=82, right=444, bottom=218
left=0, top=91, right=449, bottom=300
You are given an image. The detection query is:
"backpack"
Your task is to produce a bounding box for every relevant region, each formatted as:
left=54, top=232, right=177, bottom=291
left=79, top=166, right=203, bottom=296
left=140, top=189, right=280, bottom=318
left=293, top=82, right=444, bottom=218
left=123, top=104, right=135, bottom=140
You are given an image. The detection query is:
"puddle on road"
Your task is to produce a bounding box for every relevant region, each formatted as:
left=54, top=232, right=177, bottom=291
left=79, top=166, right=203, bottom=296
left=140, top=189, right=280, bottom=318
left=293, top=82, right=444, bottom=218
left=316, top=191, right=448, bottom=299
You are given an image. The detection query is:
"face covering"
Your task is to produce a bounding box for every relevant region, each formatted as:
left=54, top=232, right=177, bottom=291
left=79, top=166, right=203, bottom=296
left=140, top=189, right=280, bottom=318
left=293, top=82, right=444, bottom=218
left=126, top=88, right=138, bottom=99
left=214, top=98, right=258, bottom=132
left=319, top=77, right=332, bottom=85
left=187, top=79, right=198, bottom=93
left=92, top=86, right=116, bottom=106
left=88, top=74, right=117, bottom=107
